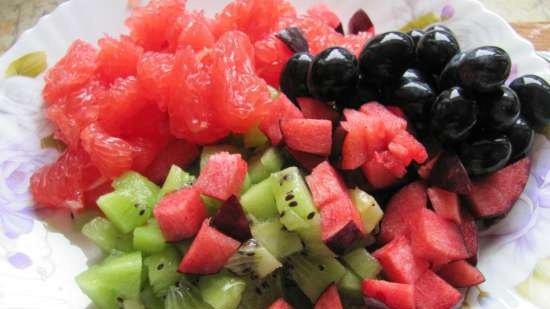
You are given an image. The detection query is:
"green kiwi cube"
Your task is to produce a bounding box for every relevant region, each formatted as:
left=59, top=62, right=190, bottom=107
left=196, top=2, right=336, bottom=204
left=349, top=188, right=384, bottom=234
left=199, top=271, right=246, bottom=309
left=251, top=219, right=303, bottom=259
left=159, top=165, right=196, bottom=198
left=132, top=219, right=167, bottom=255
left=243, top=126, right=269, bottom=149
left=144, top=247, right=182, bottom=297
left=240, top=177, right=278, bottom=221
left=341, top=248, right=381, bottom=279
left=98, top=191, right=151, bottom=234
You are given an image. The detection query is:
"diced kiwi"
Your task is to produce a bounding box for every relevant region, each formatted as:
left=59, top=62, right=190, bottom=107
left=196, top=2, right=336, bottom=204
left=164, top=279, right=214, bottom=309
left=238, top=270, right=284, bottom=309
left=281, top=275, right=314, bottom=309
left=226, top=239, right=282, bottom=279
left=133, top=219, right=167, bottom=255
left=201, top=195, right=223, bottom=216
left=122, top=299, right=145, bottom=309
left=82, top=217, right=121, bottom=252
left=199, top=271, right=247, bottom=309
left=295, top=215, right=335, bottom=258
left=140, top=284, right=164, bottom=309
left=144, top=247, right=182, bottom=298
left=240, top=177, right=278, bottom=221
left=98, top=191, right=151, bottom=234
left=113, top=171, right=160, bottom=209
left=73, top=209, right=102, bottom=231
left=534, top=256, right=550, bottom=282
left=251, top=219, right=303, bottom=259
left=241, top=173, right=252, bottom=194
left=285, top=252, right=346, bottom=302
left=159, top=165, right=196, bottom=198
left=341, top=248, right=381, bottom=279
left=248, top=147, right=284, bottom=184
left=337, top=269, right=363, bottom=305
left=349, top=188, right=384, bottom=234
left=76, top=251, right=143, bottom=309
left=516, top=275, right=550, bottom=307
left=270, top=167, right=318, bottom=231
left=200, top=145, right=242, bottom=170
left=243, top=126, right=269, bottom=149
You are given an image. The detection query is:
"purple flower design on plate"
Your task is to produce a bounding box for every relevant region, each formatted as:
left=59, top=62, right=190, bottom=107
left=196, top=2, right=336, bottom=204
left=0, top=144, right=57, bottom=238
left=7, top=252, right=33, bottom=269
left=440, top=4, right=454, bottom=21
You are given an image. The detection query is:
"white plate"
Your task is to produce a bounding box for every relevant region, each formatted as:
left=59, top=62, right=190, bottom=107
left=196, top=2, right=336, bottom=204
left=1, top=0, right=550, bottom=308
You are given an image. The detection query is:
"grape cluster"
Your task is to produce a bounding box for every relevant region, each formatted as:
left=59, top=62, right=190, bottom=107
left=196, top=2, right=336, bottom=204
left=279, top=24, right=550, bottom=177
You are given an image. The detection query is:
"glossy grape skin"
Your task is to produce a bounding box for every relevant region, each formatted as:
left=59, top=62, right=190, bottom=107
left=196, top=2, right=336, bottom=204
left=425, top=24, right=454, bottom=35
left=506, top=117, right=535, bottom=161
left=280, top=52, right=313, bottom=102
left=430, top=87, right=478, bottom=143
left=459, top=135, right=512, bottom=176
left=416, top=30, right=460, bottom=75
left=455, top=46, right=511, bottom=93
left=359, top=31, right=415, bottom=85
left=407, top=29, right=425, bottom=47
left=479, top=86, right=521, bottom=131
left=439, top=51, right=466, bottom=91
left=509, top=74, right=550, bottom=128
left=389, top=72, right=436, bottom=123
left=308, top=47, right=359, bottom=101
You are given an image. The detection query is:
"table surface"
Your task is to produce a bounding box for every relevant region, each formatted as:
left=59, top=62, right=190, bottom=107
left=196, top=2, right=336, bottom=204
left=0, top=0, right=548, bottom=53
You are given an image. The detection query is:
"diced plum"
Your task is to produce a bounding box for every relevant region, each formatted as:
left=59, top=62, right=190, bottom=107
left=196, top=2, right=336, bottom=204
left=466, top=158, right=530, bottom=218
left=286, top=148, right=327, bottom=172
left=379, top=181, right=427, bottom=243
left=409, top=208, right=469, bottom=264
left=437, top=260, right=485, bottom=288
left=321, top=198, right=366, bottom=254
left=373, top=236, right=429, bottom=284
left=212, top=196, right=251, bottom=241
left=427, top=187, right=462, bottom=225
left=459, top=209, right=479, bottom=264
left=429, top=152, right=472, bottom=195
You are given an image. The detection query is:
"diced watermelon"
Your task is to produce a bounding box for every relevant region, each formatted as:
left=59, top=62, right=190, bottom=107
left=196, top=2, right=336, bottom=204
left=415, top=270, right=462, bottom=309
left=260, top=93, right=304, bottom=145
left=437, top=260, right=485, bottom=288
left=144, top=140, right=199, bottom=184
left=267, top=298, right=294, bottom=309
left=427, top=187, right=462, bottom=225
left=154, top=187, right=208, bottom=241
left=307, top=4, right=343, bottom=33
left=314, top=284, right=343, bottom=309
left=379, top=181, right=427, bottom=243
left=459, top=210, right=479, bottom=264
left=281, top=119, right=332, bottom=156
left=195, top=152, right=248, bottom=200
left=417, top=153, right=440, bottom=180
left=359, top=102, right=407, bottom=142
left=409, top=208, right=469, bottom=264
left=466, top=158, right=530, bottom=218
left=361, top=157, right=400, bottom=189
left=373, top=236, right=429, bottom=284
left=376, top=151, right=407, bottom=178
left=286, top=148, right=327, bottom=172
left=321, top=197, right=366, bottom=254
left=388, top=130, right=428, bottom=165
left=362, top=280, right=415, bottom=309
left=387, top=106, right=406, bottom=119
left=297, top=97, right=340, bottom=122
left=306, top=161, right=349, bottom=209
left=179, top=219, right=240, bottom=274
left=341, top=128, right=368, bottom=170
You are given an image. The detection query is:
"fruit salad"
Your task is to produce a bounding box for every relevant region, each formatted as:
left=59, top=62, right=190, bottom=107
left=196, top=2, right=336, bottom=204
left=27, top=0, right=549, bottom=308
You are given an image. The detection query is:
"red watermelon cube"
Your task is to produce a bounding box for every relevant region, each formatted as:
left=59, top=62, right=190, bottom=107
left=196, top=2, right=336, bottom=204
left=359, top=102, right=407, bottom=142
left=154, top=187, right=207, bottom=241
left=314, top=284, right=343, bottom=309
left=145, top=139, right=199, bottom=184
left=415, top=270, right=462, bottom=309
left=459, top=210, right=479, bottom=264
left=179, top=219, right=240, bottom=274
left=306, top=161, right=349, bottom=209
left=281, top=119, right=333, bottom=156
left=466, top=158, right=530, bottom=218
left=195, top=152, right=248, bottom=201
left=321, top=197, right=366, bottom=254
left=297, top=97, right=340, bottom=122
left=427, top=187, right=462, bottom=225
left=361, top=156, right=401, bottom=189
left=373, top=236, right=429, bottom=284
left=388, top=130, right=428, bottom=165
left=362, top=280, right=415, bottom=309
left=259, top=94, right=304, bottom=145
left=409, top=208, right=469, bottom=264
left=341, top=128, right=368, bottom=170
left=267, top=298, right=294, bottom=309
left=437, top=260, right=485, bottom=288
left=379, top=181, right=427, bottom=243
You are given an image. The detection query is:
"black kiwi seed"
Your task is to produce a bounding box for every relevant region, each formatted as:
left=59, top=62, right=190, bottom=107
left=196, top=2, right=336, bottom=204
left=318, top=264, right=325, bottom=271
left=288, top=201, right=298, bottom=207
left=139, top=209, right=145, bottom=216
left=157, top=263, right=164, bottom=270
left=246, top=252, right=255, bottom=257
left=255, top=287, right=262, bottom=295
left=116, top=297, right=124, bottom=303
left=134, top=204, right=139, bottom=208
left=307, top=212, right=316, bottom=220
left=285, top=194, right=295, bottom=201
left=262, top=282, right=269, bottom=289
left=280, top=211, right=286, bottom=218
